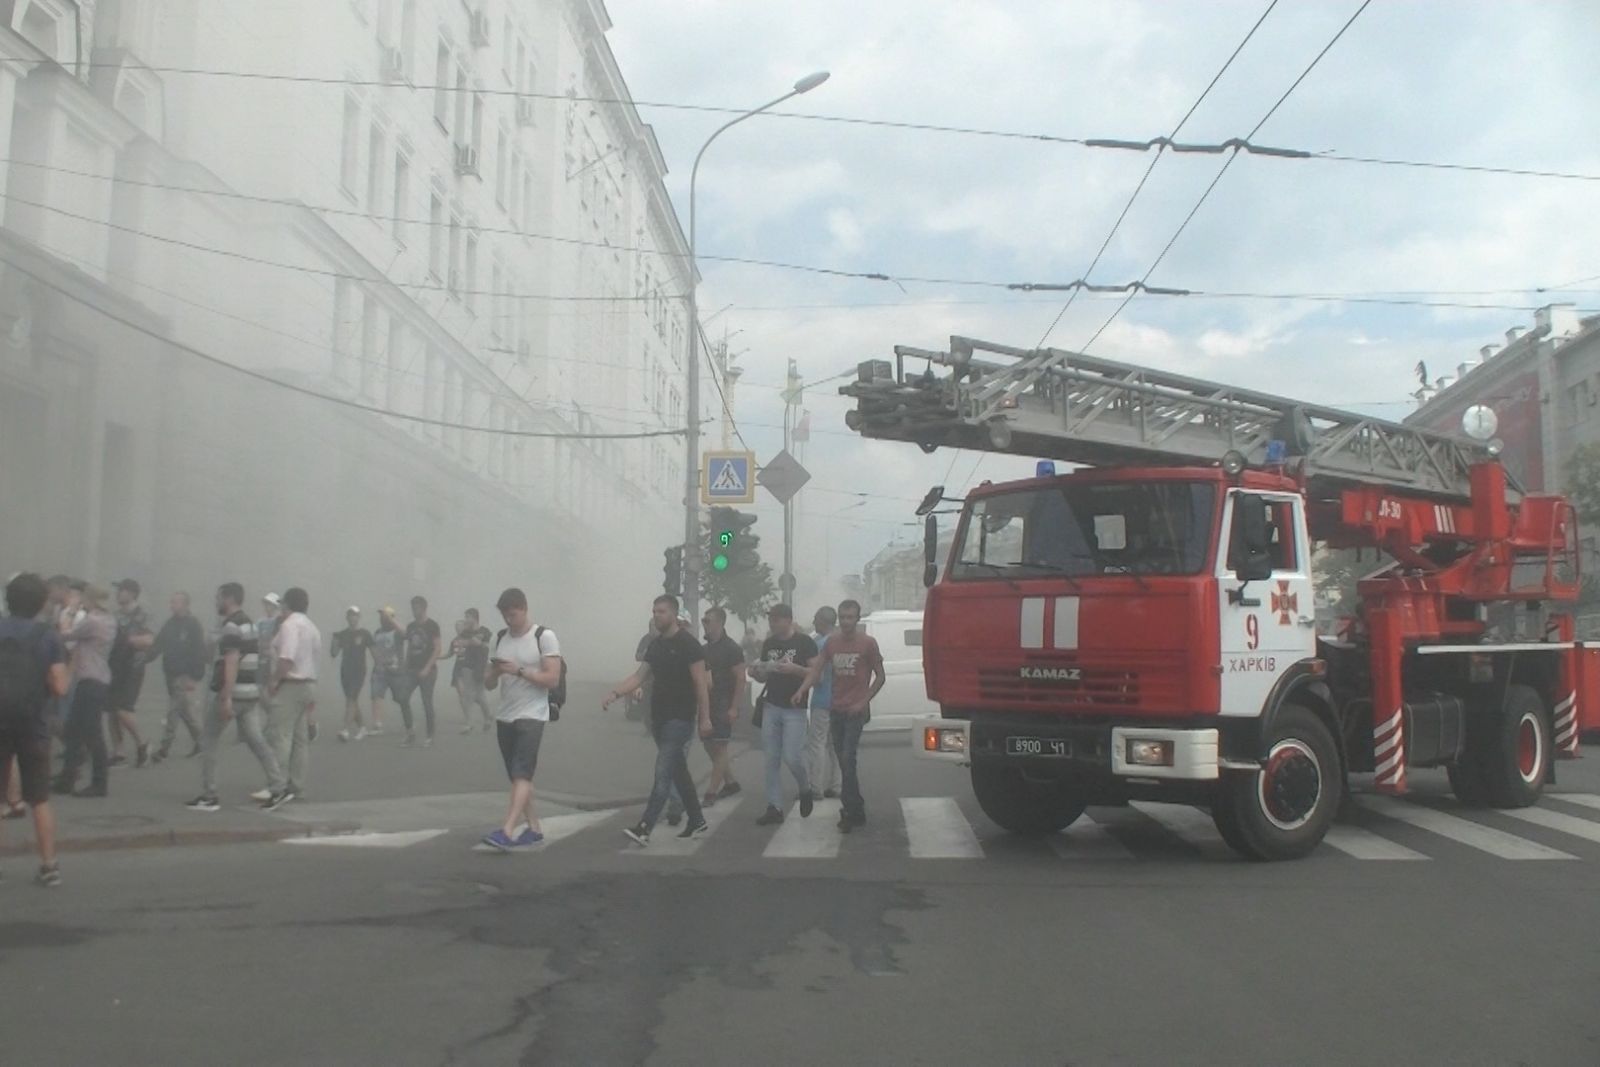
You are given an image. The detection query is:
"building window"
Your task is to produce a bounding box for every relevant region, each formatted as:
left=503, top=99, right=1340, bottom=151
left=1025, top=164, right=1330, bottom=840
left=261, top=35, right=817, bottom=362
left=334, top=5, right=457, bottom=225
left=399, top=0, right=416, bottom=77
left=365, top=124, right=385, bottom=213
left=360, top=294, right=380, bottom=400
left=433, top=41, right=450, bottom=129
left=521, top=169, right=533, bottom=230
left=472, top=92, right=485, bottom=153
left=490, top=261, right=503, bottom=340
left=332, top=278, right=356, bottom=385
left=454, top=65, right=469, bottom=143
left=448, top=215, right=462, bottom=296
left=392, top=151, right=410, bottom=243
left=495, top=128, right=507, bottom=205
left=465, top=233, right=478, bottom=311
left=428, top=191, right=444, bottom=278
left=340, top=94, right=361, bottom=197
left=386, top=321, right=405, bottom=408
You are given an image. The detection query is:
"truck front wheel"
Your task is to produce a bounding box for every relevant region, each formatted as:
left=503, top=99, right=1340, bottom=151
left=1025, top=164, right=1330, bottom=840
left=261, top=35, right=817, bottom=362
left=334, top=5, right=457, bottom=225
left=1212, top=704, right=1342, bottom=861
left=970, top=763, right=1087, bottom=835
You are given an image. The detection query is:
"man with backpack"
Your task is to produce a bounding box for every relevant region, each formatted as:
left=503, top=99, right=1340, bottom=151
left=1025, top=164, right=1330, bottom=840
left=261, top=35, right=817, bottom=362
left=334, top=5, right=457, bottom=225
left=480, top=587, right=563, bottom=851
left=0, top=573, right=69, bottom=886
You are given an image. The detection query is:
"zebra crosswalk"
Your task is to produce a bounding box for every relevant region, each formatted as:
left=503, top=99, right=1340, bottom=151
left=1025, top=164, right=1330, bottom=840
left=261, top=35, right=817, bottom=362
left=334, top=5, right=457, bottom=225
left=283, top=790, right=1600, bottom=867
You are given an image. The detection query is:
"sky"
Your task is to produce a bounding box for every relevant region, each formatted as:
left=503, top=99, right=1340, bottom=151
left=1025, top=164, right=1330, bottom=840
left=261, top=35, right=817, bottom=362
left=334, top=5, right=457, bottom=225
left=607, top=0, right=1600, bottom=599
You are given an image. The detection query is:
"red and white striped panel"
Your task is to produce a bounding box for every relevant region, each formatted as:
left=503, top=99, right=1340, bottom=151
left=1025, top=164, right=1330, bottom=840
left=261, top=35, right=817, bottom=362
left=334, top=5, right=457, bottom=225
left=1374, top=706, right=1407, bottom=793
left=1553, top=691, right=1579, bottom=755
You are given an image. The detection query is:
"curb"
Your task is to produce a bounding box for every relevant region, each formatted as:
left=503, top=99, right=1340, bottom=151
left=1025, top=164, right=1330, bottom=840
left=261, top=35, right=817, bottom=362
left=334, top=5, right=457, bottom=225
left=0, top=820, right=364, bottom=858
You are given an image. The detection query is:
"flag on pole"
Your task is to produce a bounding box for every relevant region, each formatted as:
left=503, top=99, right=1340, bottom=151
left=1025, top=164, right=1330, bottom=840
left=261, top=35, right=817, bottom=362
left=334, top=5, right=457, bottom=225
left=1414, top=361, right=1429, bottom=387
left=793, top=411, right=811, bottom=443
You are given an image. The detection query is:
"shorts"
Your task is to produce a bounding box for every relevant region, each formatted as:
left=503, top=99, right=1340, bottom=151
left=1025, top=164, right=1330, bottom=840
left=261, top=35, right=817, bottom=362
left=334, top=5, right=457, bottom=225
left=0, top=719, right=51, bottom=805
left=704, top=707, right=733, bottom=743
left=496, top=718, right=545, bottom=781
left=371, top=669, right=394, bottom=701
left=340, top=671, right=365, bottom=700
left=108, top=667, right=146, bottom=711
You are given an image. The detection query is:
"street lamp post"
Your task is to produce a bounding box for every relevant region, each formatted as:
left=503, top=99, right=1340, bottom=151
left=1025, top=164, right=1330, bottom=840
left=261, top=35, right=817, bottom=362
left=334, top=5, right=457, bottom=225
left=682, top=70, right=829, bottom=624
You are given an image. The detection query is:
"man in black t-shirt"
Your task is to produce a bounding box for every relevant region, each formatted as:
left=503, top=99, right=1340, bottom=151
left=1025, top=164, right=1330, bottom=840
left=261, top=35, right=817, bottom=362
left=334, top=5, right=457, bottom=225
left=445, top=608, right=494, bottom=734
left=394, top=596, right=442, bottom=746
left=700, top=606, right=746, bottom=807
left=749, top=603, right=819, bottom=826
left=603, top=594, right=712, bottom=847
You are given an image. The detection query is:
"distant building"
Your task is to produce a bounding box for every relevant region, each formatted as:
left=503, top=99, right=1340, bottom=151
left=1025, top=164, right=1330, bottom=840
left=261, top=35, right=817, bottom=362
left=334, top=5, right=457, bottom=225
left=1405, top=303, right=1598, bottom=495
left=0, top=0, right=706, bottom=658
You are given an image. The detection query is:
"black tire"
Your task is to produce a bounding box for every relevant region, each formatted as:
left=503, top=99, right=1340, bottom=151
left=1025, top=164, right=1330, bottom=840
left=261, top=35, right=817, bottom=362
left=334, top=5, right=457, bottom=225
left=1481, top=684, right=1549, bottom=809
left=1446, top=757, right=1490, bottom=806
left=970, top=763, right=1087, bottom=835
left=1212, top=704, right=1343, bottom=861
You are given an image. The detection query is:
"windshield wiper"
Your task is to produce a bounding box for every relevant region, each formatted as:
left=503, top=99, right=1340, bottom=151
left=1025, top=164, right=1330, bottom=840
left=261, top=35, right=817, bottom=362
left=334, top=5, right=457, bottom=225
left=1001, top=561, right=1083, bottom=592
left=957, top=561, right=1023, bottom=591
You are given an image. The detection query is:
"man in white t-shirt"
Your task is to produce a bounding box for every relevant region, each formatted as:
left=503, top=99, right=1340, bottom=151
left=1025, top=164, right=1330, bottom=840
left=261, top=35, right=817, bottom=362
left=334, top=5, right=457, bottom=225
left=481, top=586, right=562, bottom=851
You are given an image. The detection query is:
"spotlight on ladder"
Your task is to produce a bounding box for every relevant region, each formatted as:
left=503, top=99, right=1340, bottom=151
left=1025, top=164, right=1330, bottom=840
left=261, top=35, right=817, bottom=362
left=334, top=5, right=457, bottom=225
left=1220, top=450, right=1247, bottom=476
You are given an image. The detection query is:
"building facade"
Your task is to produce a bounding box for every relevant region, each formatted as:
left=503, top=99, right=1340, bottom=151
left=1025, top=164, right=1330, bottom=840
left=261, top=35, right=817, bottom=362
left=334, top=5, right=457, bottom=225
left=1406, top=303, right=1598, bottom=496
left=0, top=0, right=705, bottom=659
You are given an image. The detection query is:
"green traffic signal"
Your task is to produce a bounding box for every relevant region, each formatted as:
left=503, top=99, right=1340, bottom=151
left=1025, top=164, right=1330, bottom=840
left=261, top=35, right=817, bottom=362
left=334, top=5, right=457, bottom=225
left=712, top=553, right=730, bottom=572
left=719, top=531, right=733, bottom=547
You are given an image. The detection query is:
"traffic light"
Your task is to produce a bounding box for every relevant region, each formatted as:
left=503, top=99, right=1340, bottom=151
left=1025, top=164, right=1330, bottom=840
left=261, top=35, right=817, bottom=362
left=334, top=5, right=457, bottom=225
left=708, top=507, right=758, bottom=575
left=663, top=545, right=683, bottom=595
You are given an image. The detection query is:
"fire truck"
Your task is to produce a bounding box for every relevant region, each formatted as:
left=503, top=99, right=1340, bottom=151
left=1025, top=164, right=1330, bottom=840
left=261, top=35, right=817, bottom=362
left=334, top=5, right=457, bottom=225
left=841, top=335, right=1596, bottom=860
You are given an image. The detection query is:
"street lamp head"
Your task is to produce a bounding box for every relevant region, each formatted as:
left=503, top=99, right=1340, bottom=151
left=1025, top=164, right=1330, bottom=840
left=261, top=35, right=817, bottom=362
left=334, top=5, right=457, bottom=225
left=793, top=71, right=831, bottom=94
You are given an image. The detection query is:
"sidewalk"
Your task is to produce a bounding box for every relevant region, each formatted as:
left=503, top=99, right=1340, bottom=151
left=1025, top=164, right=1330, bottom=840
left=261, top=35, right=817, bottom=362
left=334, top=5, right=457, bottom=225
left=0, top=679, right=758, bottom=856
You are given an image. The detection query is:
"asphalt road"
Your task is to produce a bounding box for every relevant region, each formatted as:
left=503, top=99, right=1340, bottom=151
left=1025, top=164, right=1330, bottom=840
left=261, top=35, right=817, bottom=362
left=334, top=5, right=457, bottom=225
left=5, top=730, right=1600, bottom=1066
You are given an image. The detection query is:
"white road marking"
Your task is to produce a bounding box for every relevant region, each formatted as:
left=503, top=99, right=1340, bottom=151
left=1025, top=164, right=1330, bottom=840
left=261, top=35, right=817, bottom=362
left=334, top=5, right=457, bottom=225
left=762, top=798, right=843, bottom=859
left=1321, top=825, right=1429, bottom=861
left=1358, top=796, right=1575, bottom=860
left=620, top=797, right=744, bottom=855
left=470, top=810, right=619, bottom=852
left=1049, top=813, right=1135, bottom=861
left=287, top=829, right=449, bottom=849
left=901, top=797, right=984, bottom=859
left=1128, top=801, right=1234, bottom=859
left=1499, top=804, right=1600, bottom=846
left=1548, top=793, right=1600, bottom=813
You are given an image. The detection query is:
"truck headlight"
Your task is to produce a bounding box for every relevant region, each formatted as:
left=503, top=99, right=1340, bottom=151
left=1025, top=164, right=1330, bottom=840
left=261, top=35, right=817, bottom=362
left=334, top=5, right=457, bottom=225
left=923, top=726, right=967, bottom=754
left=1125, top=738, right=1174, bottom=767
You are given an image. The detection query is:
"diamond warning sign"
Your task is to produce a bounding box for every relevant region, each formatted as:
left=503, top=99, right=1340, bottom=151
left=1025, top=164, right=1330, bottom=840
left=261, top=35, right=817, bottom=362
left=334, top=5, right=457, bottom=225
left=702, top=451, right=755, bottom=504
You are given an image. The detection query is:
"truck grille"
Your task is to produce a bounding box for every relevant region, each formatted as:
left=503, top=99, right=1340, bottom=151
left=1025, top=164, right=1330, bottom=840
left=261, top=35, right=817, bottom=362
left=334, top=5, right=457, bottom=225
left=975, top=657, right=1184, bottom=712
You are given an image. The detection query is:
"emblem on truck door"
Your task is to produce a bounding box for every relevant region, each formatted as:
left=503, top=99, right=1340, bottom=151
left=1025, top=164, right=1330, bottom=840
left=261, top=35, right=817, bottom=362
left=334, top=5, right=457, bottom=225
left=1019, top=666, right=1083, bottom=682
left=1271, top=580, right=1298, bottom=626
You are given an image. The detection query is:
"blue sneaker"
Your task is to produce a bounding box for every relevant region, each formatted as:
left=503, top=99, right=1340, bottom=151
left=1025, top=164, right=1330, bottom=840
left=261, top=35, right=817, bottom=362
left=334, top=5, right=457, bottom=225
left=481, top=828, right=516, bottom=851
left=513, top=827, right=545, bottom=848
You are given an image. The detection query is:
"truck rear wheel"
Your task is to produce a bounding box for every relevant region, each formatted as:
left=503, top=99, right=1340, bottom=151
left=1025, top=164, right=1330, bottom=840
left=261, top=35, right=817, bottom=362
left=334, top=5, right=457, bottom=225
left=1481, top=684, right=1549, bottom=809
left=970, top=764, right=1086, bottom=835
left=1212, top=704, right=1342, bottom=861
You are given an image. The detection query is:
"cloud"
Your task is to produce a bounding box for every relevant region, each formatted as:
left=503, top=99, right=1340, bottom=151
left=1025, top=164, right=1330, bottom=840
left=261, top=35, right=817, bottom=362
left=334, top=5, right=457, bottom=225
left=606, top=0, right=1600, bottom=582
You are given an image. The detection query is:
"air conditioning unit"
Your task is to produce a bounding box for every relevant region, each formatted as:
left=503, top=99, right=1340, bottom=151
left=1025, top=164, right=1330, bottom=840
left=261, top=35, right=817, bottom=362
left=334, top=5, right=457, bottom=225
left=515, top=98, right=535, bottom=127
left=448, top=268, right=462, bottom=293
left=454, top=143, right=480, bottom=177
left=469, top=10, right=492, bottom=47
left=381, top=46, right=406, bottom=82
left=518, top=339, right=533, bottom=363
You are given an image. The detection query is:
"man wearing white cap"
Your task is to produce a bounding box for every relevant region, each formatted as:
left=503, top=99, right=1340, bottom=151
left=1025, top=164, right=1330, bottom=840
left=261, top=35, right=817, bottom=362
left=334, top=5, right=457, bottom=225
left=330, top=606, right=373, bottom=741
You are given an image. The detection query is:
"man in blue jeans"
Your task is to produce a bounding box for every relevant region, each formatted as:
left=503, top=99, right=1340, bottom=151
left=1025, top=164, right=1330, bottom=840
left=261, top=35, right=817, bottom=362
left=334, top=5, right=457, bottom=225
left=797, top=599, right=884, bottom=832
left=604, top=595, right=712, bottom=847
left=750, top=603, right=819, bottom=826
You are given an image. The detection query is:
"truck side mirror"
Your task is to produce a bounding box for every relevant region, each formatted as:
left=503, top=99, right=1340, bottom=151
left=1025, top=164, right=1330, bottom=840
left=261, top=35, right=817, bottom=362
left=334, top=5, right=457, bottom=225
left=923, top=513, right=939, bottom=588
left=1231, top=494, right=1274, bottom=583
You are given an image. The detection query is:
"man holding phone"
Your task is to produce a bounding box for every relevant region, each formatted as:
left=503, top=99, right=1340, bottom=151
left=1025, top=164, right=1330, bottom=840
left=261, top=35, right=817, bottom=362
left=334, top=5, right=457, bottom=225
left=480, top=588, right=561, bottom=851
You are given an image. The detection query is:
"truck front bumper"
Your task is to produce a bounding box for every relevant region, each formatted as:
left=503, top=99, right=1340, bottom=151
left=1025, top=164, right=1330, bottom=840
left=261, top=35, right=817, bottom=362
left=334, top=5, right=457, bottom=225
left=912, top=716, right=1221, bottom=781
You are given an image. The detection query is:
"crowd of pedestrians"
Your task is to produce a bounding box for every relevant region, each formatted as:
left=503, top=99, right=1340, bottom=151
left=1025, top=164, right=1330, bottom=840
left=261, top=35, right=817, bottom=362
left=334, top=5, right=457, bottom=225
left=1, top=561, right=889, bottom=875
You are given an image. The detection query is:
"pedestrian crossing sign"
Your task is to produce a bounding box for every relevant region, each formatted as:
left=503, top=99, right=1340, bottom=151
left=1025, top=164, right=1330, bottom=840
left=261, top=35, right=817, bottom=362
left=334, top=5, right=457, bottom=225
left=702, top=450, right=755, bottom=504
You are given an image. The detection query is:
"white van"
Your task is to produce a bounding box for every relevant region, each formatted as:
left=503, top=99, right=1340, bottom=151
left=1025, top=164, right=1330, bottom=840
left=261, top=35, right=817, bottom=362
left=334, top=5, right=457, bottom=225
left=855, top=609, right=937, bottom=732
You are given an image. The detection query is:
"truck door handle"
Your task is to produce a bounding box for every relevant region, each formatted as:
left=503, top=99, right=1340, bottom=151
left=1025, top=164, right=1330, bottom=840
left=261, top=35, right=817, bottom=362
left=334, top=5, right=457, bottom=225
left=1297, top=616, right=1316, bottom=628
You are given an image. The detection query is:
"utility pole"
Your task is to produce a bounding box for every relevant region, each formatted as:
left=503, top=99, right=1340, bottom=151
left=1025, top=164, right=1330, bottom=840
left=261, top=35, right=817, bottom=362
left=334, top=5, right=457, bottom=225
left=782, top=358, right=802, bottom=606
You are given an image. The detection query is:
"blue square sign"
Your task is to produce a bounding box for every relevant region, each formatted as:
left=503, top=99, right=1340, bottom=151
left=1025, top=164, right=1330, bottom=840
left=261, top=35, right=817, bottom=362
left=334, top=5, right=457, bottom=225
left=703, top=451, right=755, bottom=504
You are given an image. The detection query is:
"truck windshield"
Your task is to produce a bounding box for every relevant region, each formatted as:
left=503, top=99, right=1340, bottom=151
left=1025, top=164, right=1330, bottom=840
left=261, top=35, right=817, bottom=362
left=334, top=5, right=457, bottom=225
left=951, top=481, right=1217, bottom=579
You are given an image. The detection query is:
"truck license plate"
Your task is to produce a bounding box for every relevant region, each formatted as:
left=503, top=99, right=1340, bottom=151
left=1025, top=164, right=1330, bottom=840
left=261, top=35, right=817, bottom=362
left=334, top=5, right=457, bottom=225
left=1006, top=736, right=1069, bottom=757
